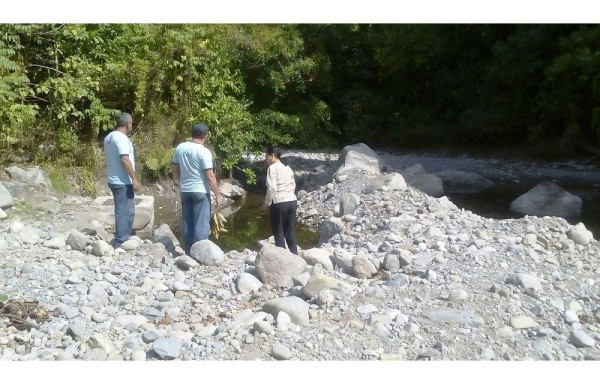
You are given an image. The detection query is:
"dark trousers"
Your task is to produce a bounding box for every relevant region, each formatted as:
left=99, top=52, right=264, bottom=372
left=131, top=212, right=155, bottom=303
left=108, top=183, right=135, bottom=246
left=269, top=200, right=298, bottom=254
left=180, top=191, right=211, bottom=255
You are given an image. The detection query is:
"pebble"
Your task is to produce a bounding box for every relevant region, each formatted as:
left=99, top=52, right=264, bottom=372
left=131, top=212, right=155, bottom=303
left=271, top=343, right=292, bottom=360
left=563, top=310, right=579, bottom=324
left=356, top=304, right=378, bottom=315
left=510, top=316, right=538, bottom=330
left=569, top=330, right=596, bottom=348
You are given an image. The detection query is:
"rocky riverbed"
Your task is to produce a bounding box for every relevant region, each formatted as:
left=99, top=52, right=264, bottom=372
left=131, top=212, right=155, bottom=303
left=1, top=147, right=599, bottom=362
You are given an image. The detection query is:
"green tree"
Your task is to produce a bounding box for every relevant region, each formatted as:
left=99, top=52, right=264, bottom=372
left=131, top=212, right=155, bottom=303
left=535, top=25, right=600, bottom=151
left=0, top=25, right=38, bottom=157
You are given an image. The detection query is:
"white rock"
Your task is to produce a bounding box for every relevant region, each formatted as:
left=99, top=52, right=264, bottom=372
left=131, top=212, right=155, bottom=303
left=569, top=330, right=596, bottom=348
left=510, top=316, right=538, bottom=330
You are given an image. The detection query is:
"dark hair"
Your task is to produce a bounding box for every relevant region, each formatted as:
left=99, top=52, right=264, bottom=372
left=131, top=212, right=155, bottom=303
left=116, top=112, right=132, bottom=128
left=265, top=146, right=282, bottom=159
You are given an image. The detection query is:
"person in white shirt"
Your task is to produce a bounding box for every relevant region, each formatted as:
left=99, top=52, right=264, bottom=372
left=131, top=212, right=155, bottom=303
left=171, top=123, right=222, bottom=254
left=103, top=112, right=140, bottom=247
left=262, top=146, right=298, bottom=254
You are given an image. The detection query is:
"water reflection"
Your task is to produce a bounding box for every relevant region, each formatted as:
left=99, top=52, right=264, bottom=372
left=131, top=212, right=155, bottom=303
left=154, top=193, right=318, bottom=252
left=446, top=181, right=600, bottom=236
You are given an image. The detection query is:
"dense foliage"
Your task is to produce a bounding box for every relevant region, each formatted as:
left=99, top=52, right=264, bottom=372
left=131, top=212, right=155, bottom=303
left=1, top=24, right=599, bottom=185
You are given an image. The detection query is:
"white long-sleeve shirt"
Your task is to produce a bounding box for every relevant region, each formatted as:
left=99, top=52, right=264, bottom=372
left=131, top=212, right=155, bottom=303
left=264, top=160, right=296, bottom=206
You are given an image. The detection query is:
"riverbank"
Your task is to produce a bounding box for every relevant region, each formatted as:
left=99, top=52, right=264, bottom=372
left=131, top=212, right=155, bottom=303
left=1, top=147, right=599, bottom=362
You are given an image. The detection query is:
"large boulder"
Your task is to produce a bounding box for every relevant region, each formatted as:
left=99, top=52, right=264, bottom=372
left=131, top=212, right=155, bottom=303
left=24, top=167, right=53, bottom=189
left=0, top=183, right=13, bottom=209
left=338, top=143, right=388, bottom=172
left=219, top=181, right=246, bottom=200
left=510, top=181, right=582, bottom=219
left=255, top=243, right=307, bottom=288
left=401, top=164, right=444, bottom=197
left=335, top=143, right=388, bottom=182
left=89, top=195, right=155, bottom=239
left=5, top=166, right=53, bottom=190
left=335, top=151, right=381, bottom=181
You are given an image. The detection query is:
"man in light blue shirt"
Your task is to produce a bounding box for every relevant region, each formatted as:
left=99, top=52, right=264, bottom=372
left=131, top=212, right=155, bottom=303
left=103, top=112, right=140, bottom=247
left=171, top=123, right=222, bottom=254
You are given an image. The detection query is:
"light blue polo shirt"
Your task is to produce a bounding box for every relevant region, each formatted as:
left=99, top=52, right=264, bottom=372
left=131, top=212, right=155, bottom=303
left=172, top=141, right=213, bottom=193
left=104, top=130, right=135, bottom=185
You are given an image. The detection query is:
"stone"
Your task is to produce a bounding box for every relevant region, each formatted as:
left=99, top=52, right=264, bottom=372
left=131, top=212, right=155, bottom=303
left=564, top=310, right=579, bottom=324
left=569, top=330, right=596, bottom=348
left=44, top=237, right=66, bottom=250
left=382, top=253, right=400, bottom=273
left=252, top=321, right=274, bottom=335
left=510, top=316, right=538, bottom=329
left=92, top=240, right=111, bottom=257
left=262, top=296, right=310, bottom=325
left=189, top=239, right=224, bottom=266
left=219, top=181, right=246, bottom=199
left=255, top=243, right=307, bottom=288
left=152, top=338, right=182, bottom=360
left=303, top=272, right=341, bottom=299
left=236, top=272, right=263, bottom=294
left=357, top=304, right=378, bottom=315
left=423, top=309, right=485, bottom=327
left=506, top=273, right=542, bottom=291
left=336, top=149, right=382, bottom=179
left=271, top=342, right=292, bottom=360
left=66, top=230, right=88, bottom=251
left=567, top=223, right=594, bottom=246
left=0, top=183, right=14, bottom=209
left=120, top=239, right=139, bottom=251
left=352, top=254, right=377, bottom=279
left=401, top=164, right=444, bottom=197
left=152, top=223, right=180, bottom=251
left=319, top=217, right=345, bottom=244
left=340, top=193, right=361, bottom=216
left=363, top=173, right=408, bottom=194
left=331, top=248, right=354, bottom=274
left=510, top=181, right=582, bottom=218
left=113, top=315, right=148, bottom=328
left=174, top=255, right=198, bottom=270
left=301, top=248, right=334, bottom=271
left=84, top=334, right=114, bottom=354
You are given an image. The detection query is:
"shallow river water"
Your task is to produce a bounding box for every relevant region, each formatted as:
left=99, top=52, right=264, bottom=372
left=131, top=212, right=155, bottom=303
left=154, top=193, right=319, bottom=253
left=154, top=151, right=600, bottom=252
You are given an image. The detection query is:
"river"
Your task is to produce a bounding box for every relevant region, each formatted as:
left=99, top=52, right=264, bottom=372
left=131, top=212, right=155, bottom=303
left=154, top=150, right=600, bottom=252
left=154, top=193, right=319, bottom=253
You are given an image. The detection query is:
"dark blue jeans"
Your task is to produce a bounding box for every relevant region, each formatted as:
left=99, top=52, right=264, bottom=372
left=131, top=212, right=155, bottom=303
left=180, top=191, right=211, bottom=254
left=108, top=183, right=135, bottom=246
left=269, top=200, right=298, bottom=254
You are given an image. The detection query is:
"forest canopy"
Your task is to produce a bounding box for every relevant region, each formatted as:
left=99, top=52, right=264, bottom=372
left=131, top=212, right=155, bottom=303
left=1, top=24, right=599, bottom=177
